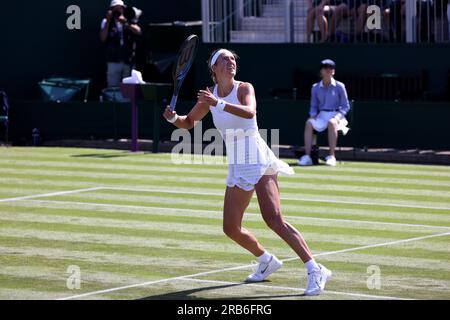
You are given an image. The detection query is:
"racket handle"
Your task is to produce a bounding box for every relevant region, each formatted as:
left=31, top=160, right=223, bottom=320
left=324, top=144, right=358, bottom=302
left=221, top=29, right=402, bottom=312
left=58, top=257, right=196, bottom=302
left=169, top=95, right=178, bottom=112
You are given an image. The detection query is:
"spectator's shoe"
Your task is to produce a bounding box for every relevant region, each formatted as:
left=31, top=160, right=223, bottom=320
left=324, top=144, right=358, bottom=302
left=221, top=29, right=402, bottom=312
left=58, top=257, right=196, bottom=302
left=304, top=264, right=332, bottom=296
left=325, top=155, right=337, bottom=166
left=246, top=255, right=283, bottom=282
left=298, top=155, right=313, bottom=166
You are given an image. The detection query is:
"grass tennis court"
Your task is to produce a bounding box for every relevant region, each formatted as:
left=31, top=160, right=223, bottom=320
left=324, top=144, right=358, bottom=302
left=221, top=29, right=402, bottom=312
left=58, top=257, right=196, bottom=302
left=0, top=147, right=449, bottom=300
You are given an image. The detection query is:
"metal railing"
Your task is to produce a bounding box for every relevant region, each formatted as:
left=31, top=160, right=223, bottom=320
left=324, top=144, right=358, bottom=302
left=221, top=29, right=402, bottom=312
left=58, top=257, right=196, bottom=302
left=316, top=0, right=450, bottom=44
left=202, top=0, right=450, bottom=43
left=202, top=0, right=282, bottom=43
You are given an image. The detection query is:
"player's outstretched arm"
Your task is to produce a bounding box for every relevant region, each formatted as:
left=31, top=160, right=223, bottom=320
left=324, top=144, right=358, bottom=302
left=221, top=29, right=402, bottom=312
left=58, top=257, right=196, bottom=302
left=163, top=100, right=209, bottom=130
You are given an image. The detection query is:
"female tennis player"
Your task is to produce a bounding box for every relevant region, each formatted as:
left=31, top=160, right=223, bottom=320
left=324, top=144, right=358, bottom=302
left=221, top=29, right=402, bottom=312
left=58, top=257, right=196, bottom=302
left=163, top=48, right=331, bottom=296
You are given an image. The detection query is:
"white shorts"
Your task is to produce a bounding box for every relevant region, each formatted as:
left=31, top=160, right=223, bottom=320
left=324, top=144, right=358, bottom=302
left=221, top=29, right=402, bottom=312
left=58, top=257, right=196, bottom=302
left=308, top=111, right=349, bottom=135
left=225, top=133, right=294, bottom=191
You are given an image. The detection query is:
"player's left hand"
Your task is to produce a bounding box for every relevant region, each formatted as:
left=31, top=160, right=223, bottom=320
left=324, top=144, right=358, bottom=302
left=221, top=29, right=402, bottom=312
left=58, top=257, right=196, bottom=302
left=163, top=106, right=177, bottom=121
left=198, top=87, right=218, bottom=106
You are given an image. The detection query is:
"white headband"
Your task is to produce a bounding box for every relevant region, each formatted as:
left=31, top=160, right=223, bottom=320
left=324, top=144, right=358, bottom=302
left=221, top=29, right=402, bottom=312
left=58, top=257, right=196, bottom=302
left=210, top=49, right=233, bottom=68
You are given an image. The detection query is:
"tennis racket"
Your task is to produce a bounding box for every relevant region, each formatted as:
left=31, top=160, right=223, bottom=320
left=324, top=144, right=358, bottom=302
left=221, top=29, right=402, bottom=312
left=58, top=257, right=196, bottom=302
left=169, top=34, right=199, bottom=112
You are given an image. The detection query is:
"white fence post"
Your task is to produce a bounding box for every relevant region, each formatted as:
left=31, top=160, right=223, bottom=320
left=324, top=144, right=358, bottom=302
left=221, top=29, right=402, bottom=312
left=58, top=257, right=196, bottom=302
left=284, top=0, right=293, bottom=42
left=405, top=0, right=417, bottom=43
left=447, top=1, right=450, bottom=41
left=235, top=0, right=244, bottom=30
left=202, top=0, right=210, bottom=43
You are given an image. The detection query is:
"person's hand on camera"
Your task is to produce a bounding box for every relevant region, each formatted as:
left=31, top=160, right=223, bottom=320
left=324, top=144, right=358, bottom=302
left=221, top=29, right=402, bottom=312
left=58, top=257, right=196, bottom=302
left=117, top=15, right=127, bottom=24
left=106, top=10, right=113, bottom=21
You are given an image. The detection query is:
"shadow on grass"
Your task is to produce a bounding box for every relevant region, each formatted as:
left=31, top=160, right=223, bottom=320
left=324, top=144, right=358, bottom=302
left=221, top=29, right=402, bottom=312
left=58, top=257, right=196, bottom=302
left=139, top=282, right=305, bottom=300
left=289, top=161, right=329, bottom=167
left=71, top=152, right=147, bottom=159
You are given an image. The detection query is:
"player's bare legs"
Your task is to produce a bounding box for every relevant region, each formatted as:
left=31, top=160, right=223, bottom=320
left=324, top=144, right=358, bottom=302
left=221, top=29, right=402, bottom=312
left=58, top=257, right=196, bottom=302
left=256, top=174, right=331, bottom=295
left=223, top=184, right=283, bottom=283
left=255, top=174, right=313, bottom=263
left=223, top=186, right=265, bottom=256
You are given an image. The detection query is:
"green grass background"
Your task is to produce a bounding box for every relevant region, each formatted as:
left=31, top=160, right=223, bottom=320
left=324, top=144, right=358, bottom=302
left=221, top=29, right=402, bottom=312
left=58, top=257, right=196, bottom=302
left=0, top=147, right=449, bottom=300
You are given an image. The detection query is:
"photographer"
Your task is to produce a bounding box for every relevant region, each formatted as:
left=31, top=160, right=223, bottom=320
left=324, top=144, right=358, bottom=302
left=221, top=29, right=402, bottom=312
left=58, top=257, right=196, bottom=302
left=100, top=0, right=142, bottom=87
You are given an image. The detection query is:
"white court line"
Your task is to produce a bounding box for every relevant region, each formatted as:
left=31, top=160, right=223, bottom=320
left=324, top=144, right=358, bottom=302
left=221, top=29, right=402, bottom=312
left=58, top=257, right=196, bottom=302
left=101, top=186, right=450, bottom=211
left=0, top=187, right=104, bottom=203
left=287, top=231, right=450, bottom=262
left=57, top=231, right=450, bottom=300
left=28, top=199, right=450, bottom=231
left=181, top=278, right=411, bottom=300
left=7, top=184, right=449, bottom=212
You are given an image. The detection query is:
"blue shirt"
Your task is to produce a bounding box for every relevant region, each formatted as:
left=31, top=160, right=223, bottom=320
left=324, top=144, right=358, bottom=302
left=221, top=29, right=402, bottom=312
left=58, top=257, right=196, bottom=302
left=310, top=78, right=350, bottom=118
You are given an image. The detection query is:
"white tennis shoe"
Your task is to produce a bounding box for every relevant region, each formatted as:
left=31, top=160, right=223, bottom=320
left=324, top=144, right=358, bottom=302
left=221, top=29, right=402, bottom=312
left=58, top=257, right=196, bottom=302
left=325, top=155, right=337, bottom=166
left=304, top=264, right=332, bottom=296
left=246, top=255, right=283, bottom=282
left=298, top=155, right=313, bottom=166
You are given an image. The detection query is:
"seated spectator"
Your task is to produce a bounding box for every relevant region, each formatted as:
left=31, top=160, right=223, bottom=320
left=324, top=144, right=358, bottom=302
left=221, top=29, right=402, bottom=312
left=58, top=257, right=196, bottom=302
left=299, top=59, right=351, bottom=167
left=328, top=1, right=352, bottom=39
left=306, top=0, right=328, bottom=42
left=307, top=0, right=346, bottom=42
left=385, top=0, right=434, bottom=43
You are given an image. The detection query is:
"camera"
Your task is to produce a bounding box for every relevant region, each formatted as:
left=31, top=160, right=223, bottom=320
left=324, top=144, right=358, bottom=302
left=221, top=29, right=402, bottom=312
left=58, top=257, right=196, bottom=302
left=124, top=6, right=142, bottom=23
left=112, top=10, right=121, bottom=19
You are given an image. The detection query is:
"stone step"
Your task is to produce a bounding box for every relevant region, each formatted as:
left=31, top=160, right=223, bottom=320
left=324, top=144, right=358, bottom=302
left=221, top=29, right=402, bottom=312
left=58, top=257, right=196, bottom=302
left=241, top=16, right=306, bottom=31
left=262, top=4, right=308, bottom=17
left=230, top=30, right=307, bottom=43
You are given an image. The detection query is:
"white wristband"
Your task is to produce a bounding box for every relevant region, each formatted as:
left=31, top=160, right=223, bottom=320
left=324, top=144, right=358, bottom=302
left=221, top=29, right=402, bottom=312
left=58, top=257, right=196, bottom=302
left=216, top=99, right=226, bottom=111
left=167, top=114, right=178, bottom=123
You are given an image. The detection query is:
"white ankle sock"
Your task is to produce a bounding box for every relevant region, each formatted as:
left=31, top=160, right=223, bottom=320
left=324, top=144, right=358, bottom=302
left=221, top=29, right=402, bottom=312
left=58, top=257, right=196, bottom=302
left=305, top=259, right=319, bottom=273
left=257, top=251, right=272, bottom=264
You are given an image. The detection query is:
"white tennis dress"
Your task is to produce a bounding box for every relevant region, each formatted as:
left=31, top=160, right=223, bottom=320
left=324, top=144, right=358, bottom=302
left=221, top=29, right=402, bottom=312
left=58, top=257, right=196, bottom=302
left=210, top=81, right=294, bottom=191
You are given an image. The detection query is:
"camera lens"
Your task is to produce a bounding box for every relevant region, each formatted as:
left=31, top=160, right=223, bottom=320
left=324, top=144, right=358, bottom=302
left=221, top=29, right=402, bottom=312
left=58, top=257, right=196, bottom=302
left=112, top=10, right=121, bottom=19
left=124, top=7, right=136, bottom=21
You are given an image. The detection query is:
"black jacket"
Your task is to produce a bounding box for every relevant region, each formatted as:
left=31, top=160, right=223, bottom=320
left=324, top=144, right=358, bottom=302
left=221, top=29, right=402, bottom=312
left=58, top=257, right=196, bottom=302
left=104, top=20, right=136, bottom=65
